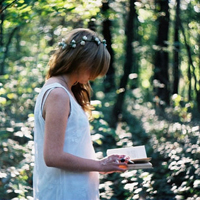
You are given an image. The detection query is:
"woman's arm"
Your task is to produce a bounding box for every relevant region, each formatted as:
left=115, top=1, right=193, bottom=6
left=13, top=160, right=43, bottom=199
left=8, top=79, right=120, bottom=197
left=42, top=88, right=127, bottom=173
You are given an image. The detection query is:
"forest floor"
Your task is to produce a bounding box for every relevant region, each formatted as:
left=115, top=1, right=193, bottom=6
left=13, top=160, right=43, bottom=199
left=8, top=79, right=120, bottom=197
left=98, top=100, right=200, bottom=200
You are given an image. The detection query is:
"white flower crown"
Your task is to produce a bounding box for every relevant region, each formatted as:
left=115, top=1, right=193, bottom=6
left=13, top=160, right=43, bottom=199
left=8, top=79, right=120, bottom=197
left=58, top=36, right=107, bottom=50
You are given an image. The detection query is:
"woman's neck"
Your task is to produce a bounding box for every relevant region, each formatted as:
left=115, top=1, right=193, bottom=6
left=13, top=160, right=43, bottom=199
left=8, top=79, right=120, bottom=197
left=60, top=74, right=77, bottom=89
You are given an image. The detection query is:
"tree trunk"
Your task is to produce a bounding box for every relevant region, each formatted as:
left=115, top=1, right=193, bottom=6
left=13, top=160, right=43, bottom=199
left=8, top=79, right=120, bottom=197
left=2, top=26, right=19, bottom=74
left=130, top=8, right=139, bottom=89
left=101, top=1, right=115, bottom=92
left=198, top=34, right=200, bottom=108
left=153, top=0, right=170, bottom=105
left=0, top=1, right=5, bottom=75
left=88, top=17, right=96, bottom=32
left=109, top=0, right=136, bottom=128
left=88, top=17, right=97, bottom=99
left=188, top=60, right=192, bottom=101
left=172, top=0, right=180, bottom=94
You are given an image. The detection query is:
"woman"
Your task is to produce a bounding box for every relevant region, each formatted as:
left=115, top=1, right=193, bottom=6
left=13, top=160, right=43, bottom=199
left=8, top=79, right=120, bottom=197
left=33, top=28, right=128, bottom=200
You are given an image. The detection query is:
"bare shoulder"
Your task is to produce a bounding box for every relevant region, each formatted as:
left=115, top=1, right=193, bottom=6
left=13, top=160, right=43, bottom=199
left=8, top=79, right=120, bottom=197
left=47, top=87, right=70, bottom=104
left=43, top=87, right=70, bottom=119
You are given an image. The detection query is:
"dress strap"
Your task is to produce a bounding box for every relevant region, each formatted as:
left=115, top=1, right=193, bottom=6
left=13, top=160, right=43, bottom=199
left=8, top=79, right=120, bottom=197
left=41, top=87, right=54, bottom=113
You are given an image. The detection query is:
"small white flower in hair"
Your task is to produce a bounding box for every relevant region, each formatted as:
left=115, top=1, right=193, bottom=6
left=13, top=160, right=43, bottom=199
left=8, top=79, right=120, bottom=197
left=62, top=43, right=67, bottom=49
left=80, top=40, right=86, bottom=45
left=102, top=39, right=107, bottom=47
left=71, top=40, right=76, bottom=48
left=82, top=36, right=88, bottom=41
left=95, top=37, right=101, bottom=45
left=71, top=40, right=76, bottom=44
left=58, top=39, right=67, bottom=49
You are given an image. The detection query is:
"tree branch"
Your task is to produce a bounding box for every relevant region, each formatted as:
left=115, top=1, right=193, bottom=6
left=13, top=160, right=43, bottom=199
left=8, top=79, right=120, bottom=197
left=1, top=26, right=20, bottom=75
left=180, top=21, right=199, bottom=93
left=0, top=0, right=18, bottom=14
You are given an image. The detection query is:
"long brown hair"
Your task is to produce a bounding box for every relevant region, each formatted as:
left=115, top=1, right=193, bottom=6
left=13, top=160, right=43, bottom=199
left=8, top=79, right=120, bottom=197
left=46, top=28, right=110, bottom=118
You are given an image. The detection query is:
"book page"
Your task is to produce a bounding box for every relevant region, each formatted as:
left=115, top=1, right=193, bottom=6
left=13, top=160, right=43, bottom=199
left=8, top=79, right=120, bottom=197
left=128, top=162, right=153, bottom=170
left=107, top=145, right=147, bottom=159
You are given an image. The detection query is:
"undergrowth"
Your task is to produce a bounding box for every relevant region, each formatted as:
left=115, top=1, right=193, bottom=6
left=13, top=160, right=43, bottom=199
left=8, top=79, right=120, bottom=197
left=0, top=78, right=200, bottom=199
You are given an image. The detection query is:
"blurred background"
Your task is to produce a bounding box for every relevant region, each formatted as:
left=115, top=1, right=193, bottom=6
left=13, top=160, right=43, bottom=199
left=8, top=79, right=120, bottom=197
left=0, top=0, right=200, bottom=199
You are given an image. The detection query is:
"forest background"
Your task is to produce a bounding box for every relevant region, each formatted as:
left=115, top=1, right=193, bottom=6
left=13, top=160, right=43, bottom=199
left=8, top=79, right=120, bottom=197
left=0, top=0, right=200, bottom=199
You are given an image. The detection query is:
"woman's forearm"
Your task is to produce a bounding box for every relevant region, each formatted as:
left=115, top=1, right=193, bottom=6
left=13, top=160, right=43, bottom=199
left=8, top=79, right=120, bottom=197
left=44, top=151, right=101, bottom=172
left=44, top=151, right=128, bottom=173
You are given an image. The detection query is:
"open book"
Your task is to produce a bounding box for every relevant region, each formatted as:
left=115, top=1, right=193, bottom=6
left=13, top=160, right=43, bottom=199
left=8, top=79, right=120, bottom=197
left=107, top=145, right=153, bottom=170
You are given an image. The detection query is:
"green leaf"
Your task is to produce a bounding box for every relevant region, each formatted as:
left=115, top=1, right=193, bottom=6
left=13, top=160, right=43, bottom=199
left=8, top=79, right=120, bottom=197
left=0, top=97, right=7, bottom=105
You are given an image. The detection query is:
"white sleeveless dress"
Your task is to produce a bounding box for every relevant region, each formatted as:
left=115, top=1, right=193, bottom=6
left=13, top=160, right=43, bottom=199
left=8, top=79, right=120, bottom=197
left=33, top=83, right=99, bottom=200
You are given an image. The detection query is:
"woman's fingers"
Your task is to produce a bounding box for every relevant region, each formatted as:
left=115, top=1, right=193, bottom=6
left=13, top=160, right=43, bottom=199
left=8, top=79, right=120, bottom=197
left=100, top=155, right=129, bottom=173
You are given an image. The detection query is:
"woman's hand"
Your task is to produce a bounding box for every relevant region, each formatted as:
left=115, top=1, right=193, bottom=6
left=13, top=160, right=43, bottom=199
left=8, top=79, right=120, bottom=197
left=99, top=155, right=129, bottom=174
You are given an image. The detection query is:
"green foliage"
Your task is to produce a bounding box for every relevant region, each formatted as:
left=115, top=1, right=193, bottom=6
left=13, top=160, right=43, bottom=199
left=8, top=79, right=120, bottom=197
left=148, top=122, right=200, bottom=199
left=1, top=0, right=200, bottom=199
left=171, top=94, right=193, bottom=122
left=90, top=87, right=200, bottom=200
left=0, top=119, right=34, bottom=199
left=0, top=60, right=41, bottom=199
left=0, top=138, right=33, bottom=199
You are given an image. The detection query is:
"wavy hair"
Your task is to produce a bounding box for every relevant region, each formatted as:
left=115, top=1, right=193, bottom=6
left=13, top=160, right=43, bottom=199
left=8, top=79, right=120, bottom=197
left=46, top=28, right=110, bottom=118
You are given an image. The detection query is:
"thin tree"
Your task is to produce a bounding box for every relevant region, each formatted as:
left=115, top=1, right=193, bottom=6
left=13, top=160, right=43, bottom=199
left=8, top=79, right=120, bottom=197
left=101, top=1, right=115, bottom=92
left=153, top=0, right=170, bottom=105
left=110, top=0, right=136, bottom=128
left=0, top=1, right=5, bottom=75
left=172, top=0, right=180, bottom=94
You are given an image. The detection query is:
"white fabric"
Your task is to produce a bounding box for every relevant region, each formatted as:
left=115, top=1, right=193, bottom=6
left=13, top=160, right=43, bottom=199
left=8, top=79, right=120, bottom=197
left=33, top=83, right=99, bottom=200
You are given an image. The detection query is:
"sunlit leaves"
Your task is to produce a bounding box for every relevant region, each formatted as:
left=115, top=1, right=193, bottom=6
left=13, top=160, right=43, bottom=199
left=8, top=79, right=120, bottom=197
left=0, top=118, right=34, bottom=198
left=5, top=1, right=34, bottom=23
left=148, top=118, right=200, bottom=198
left=0, top=0, right=200, bottom=199
left=7, top=92, right=17, bottom=99
left=0, top=97, right=7, bottom=105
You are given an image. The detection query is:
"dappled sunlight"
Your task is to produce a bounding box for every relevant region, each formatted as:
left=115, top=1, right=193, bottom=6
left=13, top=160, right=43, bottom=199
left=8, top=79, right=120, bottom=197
left=99, top=181, right=114, bottom=199
left=95, top=91, right=105, bottom=100
left=120, top=169, right=137, bottom=179
left=0, top=0, right=200, bottom=198
left=123, top=100, right=200, bottom=199
left=116, top=123, right=134, bottom=147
